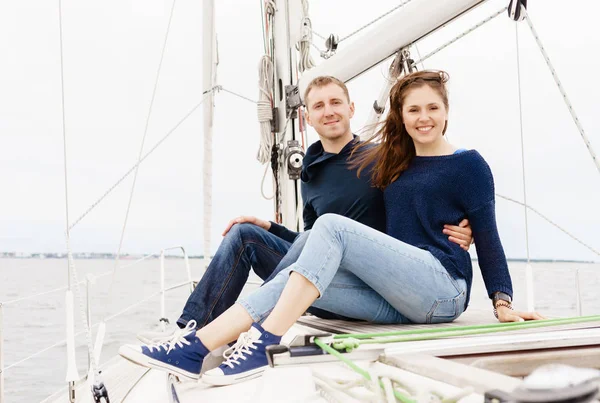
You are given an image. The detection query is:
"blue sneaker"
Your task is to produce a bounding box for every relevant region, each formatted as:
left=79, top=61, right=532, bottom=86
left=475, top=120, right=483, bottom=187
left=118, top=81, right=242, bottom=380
left=202, top=323, right=282, bottom=386
left=119, top=320, right=209, bottom=380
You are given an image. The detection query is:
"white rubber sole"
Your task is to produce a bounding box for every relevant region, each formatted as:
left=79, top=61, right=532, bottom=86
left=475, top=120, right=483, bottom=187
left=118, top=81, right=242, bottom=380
left=202, top=366, right=266, bottom=386
left=118, top=345, right=200, bottom=381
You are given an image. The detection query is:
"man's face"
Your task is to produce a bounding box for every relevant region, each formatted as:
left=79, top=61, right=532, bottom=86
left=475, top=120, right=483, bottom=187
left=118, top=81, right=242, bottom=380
left=305, top=83, right=355, bottom=142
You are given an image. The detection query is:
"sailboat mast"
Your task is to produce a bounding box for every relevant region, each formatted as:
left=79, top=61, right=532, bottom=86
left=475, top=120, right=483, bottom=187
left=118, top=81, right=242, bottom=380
left=271, top=0, right=303, bottom=230
left=202, top=0, right=216, bottom=268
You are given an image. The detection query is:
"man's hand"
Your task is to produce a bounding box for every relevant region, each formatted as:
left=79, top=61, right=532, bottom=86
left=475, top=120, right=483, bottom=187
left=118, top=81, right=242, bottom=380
left=497, top=306, right=546, bottom=322
left=222, top=216, right=271, bottom=236
left=443, top=219, right=474, bottom=251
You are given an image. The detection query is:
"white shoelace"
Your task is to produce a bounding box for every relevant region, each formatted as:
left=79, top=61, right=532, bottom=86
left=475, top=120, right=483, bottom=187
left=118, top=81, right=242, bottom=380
left=145, top=320, right=197, bottom=354
left=221, top=331, right=262, bottom=369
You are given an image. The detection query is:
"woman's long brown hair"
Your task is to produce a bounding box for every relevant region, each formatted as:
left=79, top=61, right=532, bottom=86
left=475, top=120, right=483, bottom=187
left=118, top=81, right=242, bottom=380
left=351, top=70, right=450, bottom=189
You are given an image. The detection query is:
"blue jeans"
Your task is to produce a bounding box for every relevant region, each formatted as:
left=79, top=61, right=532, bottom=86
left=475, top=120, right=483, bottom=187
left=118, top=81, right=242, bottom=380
left=239, top=214, right=467, bottom=325
left=178, top=223, right=347, bottom=329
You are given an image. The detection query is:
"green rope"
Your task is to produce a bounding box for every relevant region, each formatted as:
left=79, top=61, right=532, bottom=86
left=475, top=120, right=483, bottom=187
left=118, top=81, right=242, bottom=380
left=314, top=338, right=416, bottom=403
left=333, top=315, right=600, bottom=341
left=332, top=338, right=361, bottom=353
left=312, top=316, right=600, bottom=402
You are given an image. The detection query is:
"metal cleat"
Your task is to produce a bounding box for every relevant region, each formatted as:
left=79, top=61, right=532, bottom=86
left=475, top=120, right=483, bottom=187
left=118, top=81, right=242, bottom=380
left=266, top=333, right=333, bottom=368
left=91, top=380, right=110, bottom=403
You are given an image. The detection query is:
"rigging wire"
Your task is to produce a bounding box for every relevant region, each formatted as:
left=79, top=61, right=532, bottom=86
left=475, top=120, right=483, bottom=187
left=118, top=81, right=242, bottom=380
left=339, top=0, right=414, bottom=43
left=68, top=91, right=215, bottom=232
left=412, top=6, right=508, bottom=67
left=57, top=0, right=95, bottom=388
left=412, top=43, right=425, bottom=70
left=496, top=194, right=600, bottom=257
left=523, top=10, right=600, bottom=176
left=107, top=0, right=179, bottom=310
left=60, top=91, right=213, bottom=384
left=220, top=87, right=257, bottom=104
left=58, top=0, right=70, bottom=279
left=514, top=22, right=531, bottom=265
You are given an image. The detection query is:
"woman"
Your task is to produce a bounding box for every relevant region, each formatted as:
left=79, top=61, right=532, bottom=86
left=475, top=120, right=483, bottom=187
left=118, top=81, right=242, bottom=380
left=119, top=70, right=543, bottom=385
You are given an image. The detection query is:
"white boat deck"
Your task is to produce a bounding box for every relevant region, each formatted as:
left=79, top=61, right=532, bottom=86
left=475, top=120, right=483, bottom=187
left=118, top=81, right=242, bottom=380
left=47, top=308, right=600, bottom=402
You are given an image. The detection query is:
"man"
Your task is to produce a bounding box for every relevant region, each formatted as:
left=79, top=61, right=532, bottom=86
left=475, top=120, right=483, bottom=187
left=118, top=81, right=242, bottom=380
left=136, top=76, right=473, bottom=345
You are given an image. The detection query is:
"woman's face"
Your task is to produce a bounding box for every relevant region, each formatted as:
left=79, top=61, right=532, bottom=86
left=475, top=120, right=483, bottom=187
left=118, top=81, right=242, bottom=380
left=401, top=85, right=448, bottom=148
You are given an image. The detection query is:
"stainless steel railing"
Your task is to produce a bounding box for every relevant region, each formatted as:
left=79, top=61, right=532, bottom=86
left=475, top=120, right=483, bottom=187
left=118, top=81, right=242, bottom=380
left=0, top=249, right=195, bottom=403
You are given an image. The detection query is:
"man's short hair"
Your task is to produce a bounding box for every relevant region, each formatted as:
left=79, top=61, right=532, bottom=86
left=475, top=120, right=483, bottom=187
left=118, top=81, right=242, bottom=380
left=303, top=76, right=350, bottom=107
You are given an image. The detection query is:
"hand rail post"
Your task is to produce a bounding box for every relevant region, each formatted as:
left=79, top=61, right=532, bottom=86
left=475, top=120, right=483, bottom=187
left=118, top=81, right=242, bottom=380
left=160, top=250, right=167, bottom=331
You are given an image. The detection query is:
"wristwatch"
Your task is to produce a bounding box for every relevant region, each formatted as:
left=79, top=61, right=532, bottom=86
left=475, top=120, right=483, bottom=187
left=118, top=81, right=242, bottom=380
left=492, top=291, right=512, bottom=307
left=492, top=292, right=513, bottom=319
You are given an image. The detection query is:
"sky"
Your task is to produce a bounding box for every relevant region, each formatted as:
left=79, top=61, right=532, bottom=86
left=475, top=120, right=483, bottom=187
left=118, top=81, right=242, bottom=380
left=1, top=0, right=599, bottom=262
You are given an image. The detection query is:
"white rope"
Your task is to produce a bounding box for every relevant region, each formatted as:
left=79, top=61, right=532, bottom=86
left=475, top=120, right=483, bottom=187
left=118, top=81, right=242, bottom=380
left=261, top=163, right=274, bottom=200
left=264, top=0, right=276, bottom=15
left=412, top=7, right=508, bottom=67
left=313, top=378, right=348, bottom=402
left=313, top=362, right=480, bottom=402
left=312, top=371, right=377, bottom=401
left=380, top=376, right=396, bottom=403
left=523, top=10, right=600, bottom=176
left=496, top=193, right=600, bottom=257
left=257, top=55, right=274, bottom=164
left=297, top=0, right=316, bottom=72
left=514, top=22, right=531, bottom=264
left=313, top=368, right=401, bottom=402
left=261, top=0, right=276, bottom=53
left=368, top=368, right=385, bottom=402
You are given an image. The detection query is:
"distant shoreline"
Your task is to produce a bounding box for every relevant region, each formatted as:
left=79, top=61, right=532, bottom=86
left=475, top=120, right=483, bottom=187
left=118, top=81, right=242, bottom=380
left=0, top=253, right=597, bottom=264
left=0, top=252, right=212, bottom=260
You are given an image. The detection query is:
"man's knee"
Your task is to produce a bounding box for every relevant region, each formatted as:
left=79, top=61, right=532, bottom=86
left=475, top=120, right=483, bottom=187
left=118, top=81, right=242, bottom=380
left=225, top=223, right=265, bottom=243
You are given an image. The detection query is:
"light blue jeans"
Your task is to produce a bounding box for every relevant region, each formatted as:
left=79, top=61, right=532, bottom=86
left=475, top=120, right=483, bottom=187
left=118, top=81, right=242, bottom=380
left=238, top=214, right=467, bottom=324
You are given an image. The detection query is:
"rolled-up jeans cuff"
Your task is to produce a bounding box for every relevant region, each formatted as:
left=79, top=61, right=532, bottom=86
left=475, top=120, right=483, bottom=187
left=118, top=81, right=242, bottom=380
left=290, top=264, right=325, bottom=298
left=176, top=317, right=189, bottom=329
left=236, top=300, right=262, bottom=322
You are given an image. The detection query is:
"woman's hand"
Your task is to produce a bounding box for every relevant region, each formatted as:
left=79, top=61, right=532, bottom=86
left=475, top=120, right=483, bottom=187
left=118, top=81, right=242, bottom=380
left=496, top=306, right=546, bottom=322
left=443, top=219, right=474, bottom=251
left=222, top=216, right=271, bottom=236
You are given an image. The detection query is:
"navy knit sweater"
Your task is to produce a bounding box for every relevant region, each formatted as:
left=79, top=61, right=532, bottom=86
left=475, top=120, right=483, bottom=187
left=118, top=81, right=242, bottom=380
left=384, top=150, right=513, bottom=307
left=269, top=136, right=386, bottom=242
